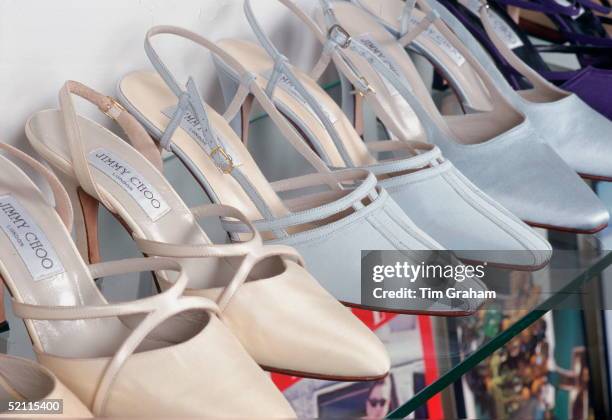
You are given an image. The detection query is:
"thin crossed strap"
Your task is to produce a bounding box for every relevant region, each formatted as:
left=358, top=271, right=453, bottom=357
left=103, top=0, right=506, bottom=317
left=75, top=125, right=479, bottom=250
left=0, top=142, right=73, bottom=231
left=11, top=257, right=220, bottom=416
left=221, top=169, right=379, bottom=235
left=59, top=81, right=163, bottom=214
left=144, top=26, right=344, bottom=227
left=133, top=202, right=304, bottom=310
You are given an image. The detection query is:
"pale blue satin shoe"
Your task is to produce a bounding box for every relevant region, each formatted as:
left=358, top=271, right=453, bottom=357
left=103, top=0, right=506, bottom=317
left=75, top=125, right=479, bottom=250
left=311, top=0, right=609, bottom=233
left=352, top=0, right=612, bottom=181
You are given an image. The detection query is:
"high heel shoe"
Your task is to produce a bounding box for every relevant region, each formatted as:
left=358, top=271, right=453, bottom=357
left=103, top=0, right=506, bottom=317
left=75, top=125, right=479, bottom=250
left=308, top=0, right=608, bottom=233
left=212, top=0, right=552, bottom=270
left=354, top=0, right=612, bottom=178
left=0, top=354, right=91, bottom=418
left=27, top=80, right=392, bottom=380
left=116, top=28, right=488, bottom=315
left=0, top=140, right=294, bottom=417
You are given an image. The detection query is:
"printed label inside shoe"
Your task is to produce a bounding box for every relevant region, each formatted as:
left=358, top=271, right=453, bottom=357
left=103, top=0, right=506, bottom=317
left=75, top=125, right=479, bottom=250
left=88, top=148, right=171, bottom=221
left=267, top=70, right=339, bottom=125
left=0, top=195, right=65, bottom=282
left=405, top=15, right=466, bottom=66
left=463, top=0, right=524, bottom=50
left=356, top=34, right=413, bottom=97
left=161, top=105, right=241, bottom=172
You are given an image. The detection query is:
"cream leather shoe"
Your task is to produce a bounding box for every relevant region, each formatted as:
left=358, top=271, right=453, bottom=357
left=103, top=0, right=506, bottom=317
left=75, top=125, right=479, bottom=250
left=0, top=354, right=92, bottom=418
left=26, top=81, right=390, bottom=381
left=0, top=142, right=295, bottom=417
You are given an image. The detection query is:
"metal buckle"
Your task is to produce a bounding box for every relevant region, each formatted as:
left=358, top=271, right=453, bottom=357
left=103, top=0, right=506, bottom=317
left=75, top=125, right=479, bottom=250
left=328, top=24, right=352, bottom=49
left=103, top=97, right=126, bottom=120
left=210, top=146, right=236, bottom=174
left=357, top=76, right=376, bottom=97
left=478, top=0, right=490, bottom=12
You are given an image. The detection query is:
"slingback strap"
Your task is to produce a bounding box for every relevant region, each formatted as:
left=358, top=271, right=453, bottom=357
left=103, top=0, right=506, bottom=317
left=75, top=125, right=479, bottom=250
left=11, top=257, right=220, bottom=416
left=244, top=0, right=358, bottom=167
left=59, top=81, right=163, bottom=215
left=323, top=1, right=451, bottom=140
left=0, top=143, right=73, bottom=231
left=272, top=0, right=449, bottom=142
left=144, top=26, right=335, bottom=231
left=222, top=168, right=379, bottom=235
left=390, top=0, right=519, bottom=112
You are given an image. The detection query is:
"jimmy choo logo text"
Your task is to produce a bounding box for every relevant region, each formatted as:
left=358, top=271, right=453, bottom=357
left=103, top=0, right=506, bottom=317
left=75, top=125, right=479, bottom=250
left=88, top=149, right=171, bottom=221
left=0, top=195, right=65, bottom=281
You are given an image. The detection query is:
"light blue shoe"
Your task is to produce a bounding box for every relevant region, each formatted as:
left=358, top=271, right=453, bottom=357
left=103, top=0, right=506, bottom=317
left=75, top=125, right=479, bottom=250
left=309, top=0, right=609, bottom=233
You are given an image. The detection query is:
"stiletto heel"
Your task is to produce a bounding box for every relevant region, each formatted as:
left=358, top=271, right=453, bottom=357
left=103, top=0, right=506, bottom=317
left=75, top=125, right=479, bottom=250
left=76, top=188, right=101, bottom=265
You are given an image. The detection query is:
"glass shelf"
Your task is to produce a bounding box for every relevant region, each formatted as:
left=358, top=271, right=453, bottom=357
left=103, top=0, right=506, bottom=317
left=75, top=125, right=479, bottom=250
left=387, top=232, right=612, bottom=418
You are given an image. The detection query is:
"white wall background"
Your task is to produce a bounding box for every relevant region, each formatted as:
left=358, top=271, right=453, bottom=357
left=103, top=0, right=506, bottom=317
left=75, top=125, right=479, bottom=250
left=0, top=0, right=323, bottom=150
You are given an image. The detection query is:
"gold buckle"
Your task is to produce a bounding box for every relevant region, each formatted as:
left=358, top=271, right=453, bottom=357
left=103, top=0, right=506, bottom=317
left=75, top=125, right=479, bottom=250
left=356, top=76, right=376, bottom=97
left=210, top=146, right=236, bottom=174
left=103, top=97, right=126, bottom=120
left=328, top=24, right=352, bottom=49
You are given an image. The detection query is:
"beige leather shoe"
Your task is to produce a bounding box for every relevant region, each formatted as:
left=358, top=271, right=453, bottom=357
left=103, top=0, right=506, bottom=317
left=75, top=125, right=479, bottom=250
left=0, top=142, right=295, bottom=417
left=25, top=81, right=390, bottom=381
left=0, top=354, right=91, bottom=418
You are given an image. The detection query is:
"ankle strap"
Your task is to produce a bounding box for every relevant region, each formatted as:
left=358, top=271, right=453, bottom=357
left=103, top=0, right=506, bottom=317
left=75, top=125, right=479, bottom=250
left=0, top=143, right=73, bottom=231
left=59, top=81, right=163, bottom=213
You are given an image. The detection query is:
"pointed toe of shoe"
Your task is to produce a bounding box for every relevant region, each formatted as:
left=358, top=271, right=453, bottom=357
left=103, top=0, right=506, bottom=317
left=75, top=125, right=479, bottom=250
left=384, top=162, right=553, bottom=269
left=519, top=182, right=609, bottom=233
left=206, top=260, right=390, bottom=380
left=450, top=134, right=609, bottom=233
left=528, top=93, right=612, bottom=180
